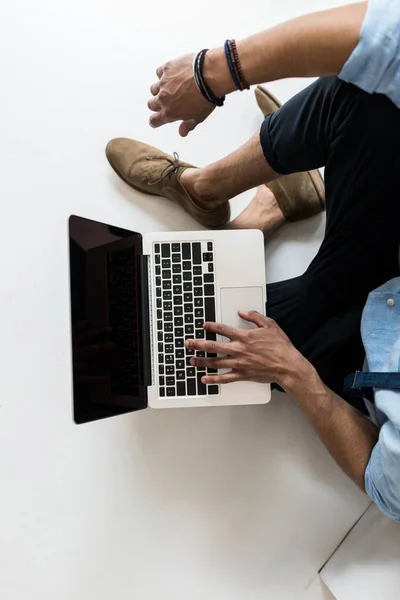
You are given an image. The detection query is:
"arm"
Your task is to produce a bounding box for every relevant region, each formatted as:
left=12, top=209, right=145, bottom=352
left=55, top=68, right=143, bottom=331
left=186, top=311, right=378, bottom=491
left=283, top=362, right=378, bottom=491
left=149, top=2, right=367, bottom=135
left=205, top=2, right=368, bottom=96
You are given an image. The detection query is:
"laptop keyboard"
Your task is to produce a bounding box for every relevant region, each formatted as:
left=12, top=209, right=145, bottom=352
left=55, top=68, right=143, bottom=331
left=153, top=241, right=219, bottom=398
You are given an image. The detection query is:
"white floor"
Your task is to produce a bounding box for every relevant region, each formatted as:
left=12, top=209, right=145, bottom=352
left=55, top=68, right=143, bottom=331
left=0, top=1, right=371, bottom=599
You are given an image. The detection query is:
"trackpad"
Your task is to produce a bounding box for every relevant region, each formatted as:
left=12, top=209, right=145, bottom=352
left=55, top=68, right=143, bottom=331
left=220, top=287, right=264, bottom=335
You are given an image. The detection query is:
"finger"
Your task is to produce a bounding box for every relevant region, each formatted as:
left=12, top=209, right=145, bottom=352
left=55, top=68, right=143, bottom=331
left=185, top=338, right=234, bottom=354
left=179, top=119, right=197, bottom=138
left=238, top=310, right=270, bottom=328
left=149, top=111, right=171, bottom=128
left=203, top=321, right=242, bottom=340
left=201, top=372, right=241, bottom=385
left=150, top=81, right=161, bottom=96
left=190, top=356, right=234, bottom=369
left=147, top=96, right=162, bottom=112
left=156, top=65, right=163, bottom=78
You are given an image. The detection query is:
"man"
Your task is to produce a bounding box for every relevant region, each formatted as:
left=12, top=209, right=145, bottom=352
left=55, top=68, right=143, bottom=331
left=106, top=1, right=400, bottom=522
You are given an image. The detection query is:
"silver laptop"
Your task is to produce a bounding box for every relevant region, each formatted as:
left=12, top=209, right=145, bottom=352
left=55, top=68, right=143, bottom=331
left=69, top=216, right=271, bottom=424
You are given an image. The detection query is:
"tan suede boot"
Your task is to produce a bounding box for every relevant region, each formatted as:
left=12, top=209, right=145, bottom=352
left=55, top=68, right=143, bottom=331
left=106, top=138, right=230, bottom=229
left=255, top=85, right=326, bottom=222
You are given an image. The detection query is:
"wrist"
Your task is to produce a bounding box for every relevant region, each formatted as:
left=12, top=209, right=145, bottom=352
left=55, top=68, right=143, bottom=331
left=278, top=354, right=320, bottom=398
left=203, top=47, right=237, bottom=97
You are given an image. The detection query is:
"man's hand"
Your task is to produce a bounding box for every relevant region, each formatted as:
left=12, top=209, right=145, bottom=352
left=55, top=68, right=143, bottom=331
left=185, top=310, right=310, bottom=388
left=148, top=53, right=216, bottom=137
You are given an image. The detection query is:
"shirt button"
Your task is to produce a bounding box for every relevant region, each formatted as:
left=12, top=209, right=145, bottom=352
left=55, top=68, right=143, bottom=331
left=387, top=298, right=395, bottom=307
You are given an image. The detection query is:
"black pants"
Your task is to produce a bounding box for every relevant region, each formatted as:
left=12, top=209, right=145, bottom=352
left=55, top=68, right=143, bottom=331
left=261, top=78, right=400, bottom=408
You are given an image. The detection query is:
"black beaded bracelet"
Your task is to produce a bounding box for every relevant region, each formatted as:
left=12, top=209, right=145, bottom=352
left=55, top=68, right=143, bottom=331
left=193, top=49, right=225, bottom=107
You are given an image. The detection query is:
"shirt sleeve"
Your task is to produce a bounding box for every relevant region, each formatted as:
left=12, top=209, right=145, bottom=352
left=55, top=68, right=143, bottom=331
left=365, top=420, right=400, bottom=523
left=339, top=0, right=400, bottom=95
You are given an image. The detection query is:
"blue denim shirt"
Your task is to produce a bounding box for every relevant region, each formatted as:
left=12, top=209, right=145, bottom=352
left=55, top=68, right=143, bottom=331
left=339, top=0, right=400, bottom=110
left=361, top=279, right=400, bottom=522
left=338, top=1, right=400, bottom=519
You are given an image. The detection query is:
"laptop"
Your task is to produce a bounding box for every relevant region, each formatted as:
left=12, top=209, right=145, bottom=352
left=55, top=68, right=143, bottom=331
left=69, top=215, right=271, bottom=423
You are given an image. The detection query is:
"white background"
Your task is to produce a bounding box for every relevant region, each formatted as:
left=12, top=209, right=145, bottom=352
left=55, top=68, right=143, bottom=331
left=0, top=1, right=372, bottom=598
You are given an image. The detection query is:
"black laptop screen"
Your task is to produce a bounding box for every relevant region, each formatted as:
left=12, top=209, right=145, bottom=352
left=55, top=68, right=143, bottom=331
left=69, top=215, right=148, bottom=424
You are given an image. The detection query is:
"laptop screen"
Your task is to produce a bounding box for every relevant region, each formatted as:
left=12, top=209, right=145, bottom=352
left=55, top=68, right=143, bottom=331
left=69, top=215, right=148, bottom=424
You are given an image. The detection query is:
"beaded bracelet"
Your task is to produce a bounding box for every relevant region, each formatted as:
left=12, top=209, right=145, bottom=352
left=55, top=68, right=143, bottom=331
left=225, top=39, right=250, bottom=91
left=193, top=49, right=226, bottom=107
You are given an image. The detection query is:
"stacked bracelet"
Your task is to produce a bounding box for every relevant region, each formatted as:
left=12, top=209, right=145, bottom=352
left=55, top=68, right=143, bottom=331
left=224, top=39, right=250, bottom=91
left=193, top=49, right=226, bottom=107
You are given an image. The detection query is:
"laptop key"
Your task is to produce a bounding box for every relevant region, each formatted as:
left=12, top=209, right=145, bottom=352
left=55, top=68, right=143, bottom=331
left=176, top=349, right=185, bottom=358
left=186, top=348, right=194, bottom=355
left=157, top=321, right=162, bottom=330
left=155, top=254, right=160, bottom=264
left=194, top=298, right=203, bottom=307
left=156, top=276, right=161, bottom=287
left=175, top=327, right=184, bottom=337
left=158, top=354, right=164, bottom=364
left=183, top=272, right=192, bottom=281
left=183, top=261, right=191, bottom=271
left=186, top=367, right=195, bottom=377
left=157, top=309, right=162, bottom=320
left=166, top=376, right=175, bottom=386
left=164, top=312, right=173, bottom=322
left=183, top=282, right=192, bottom=291
left=196, top=329, right=205, bottom=339
left=204, top=273, right=214, bottom=283
left=193, top=266, right=202, bottom=275
left=192, top=242, right=201, bottom=265
left=172, top=254, right=180, bottom=263
left=158, top=365, right=164, bottom=375
left=185, top=325, right=194, bottom=335
left=206, top=331, right=216, bottom=342
left=158, top=332, right=163, bottom=341
left=176, top=371, right=185, bottom=380
left=207, top=242, right=213, bottom=252
left=164, top=301, right=172, bottom=311
left=197, top=373, right=207, bottom=395
left=184, top=303, right=193, bottom=313
left=172, top=243, right=180, bottom=252
left=161, top=244, right=170, bottom=258
left=187, top=378, right=196, bottom=395
left=167, top=387, right=175, bottom=397
left=193, top=276, right=202, bottom=286
left=166, top=365, right=174, bottom=375
left=173, top=285, right=182, bottom=295
left=203, top=252, right=213, bottom=262
left=207, top=368, right=218, bottom=374
left=165, top=355, right=174, bottom=364
left=182, top=243, right=191, bottom=260
left=184, top=314, right=193, bottom=324
left=195, top=319, right=204, bottom=328
left=174, top=317, right=183, bottom=326
left=165, top=333, right=173, bottom=342
left=158, top=342, right=163, bottom=353
left=195, top=308, right=203, bottom=318
left=172, top=264, right=181, bottom=273
left=165, top=323, right=173, bottom=332
left=176, top=360, right=185, bottom=370
left=162, top=270, right=171, bottom=279
left=194, top=287, right=202, bottom=297
left=196, top=351, right=205, bottom=358
left=174, top=296, right=183, bottom=305
left=176, top=338, right=184, bottom=348
left=159, top=387, right=165, bottom=397
left=208, top=385, right=219, bottom=395
left=165, top=344, right=174, bottom=353
left=173, top=274, right=181, bottom=284
left=155, top=243, right=160, bottom=253
left=177, top=381, right=186, bottom=396
left=157, top=298, right=162, bottom=309
left=163, top=280, right=172, bottom=290
left=184, top=293, right=192, bottom=303
left=208, top=263, right=214, bottom=272
left=204, top=284, right=215, bottom=297
left=156, top=288, right=161, bottom=298
left=204, top=297, right=215, bottom=322
left=162, top=259, right=171, bottom=269
left=159, top=376, right=165, bottom=386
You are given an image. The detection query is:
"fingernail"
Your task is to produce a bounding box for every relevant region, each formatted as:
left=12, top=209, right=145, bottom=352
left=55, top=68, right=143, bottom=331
left=190, top=357, right=195, bottom=365
left=201, top=377, right=207, bottom=383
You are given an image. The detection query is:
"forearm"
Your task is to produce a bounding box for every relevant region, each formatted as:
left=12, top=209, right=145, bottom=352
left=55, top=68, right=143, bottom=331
left=282, top=361, right=379, bottom=491
left=205, top=2, right=367, bottom=96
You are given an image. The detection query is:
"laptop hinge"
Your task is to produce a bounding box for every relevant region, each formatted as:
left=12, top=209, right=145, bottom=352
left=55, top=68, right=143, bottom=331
left=138, top=254, right=153, bottom=387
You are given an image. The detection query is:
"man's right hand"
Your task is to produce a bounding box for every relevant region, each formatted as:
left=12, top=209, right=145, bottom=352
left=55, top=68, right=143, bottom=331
left=148, top=53, right=216, bottom=137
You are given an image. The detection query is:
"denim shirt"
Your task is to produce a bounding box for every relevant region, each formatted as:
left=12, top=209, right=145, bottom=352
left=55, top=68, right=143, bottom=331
left=339, top=0, right=400, bottom=110
left=361, top=279, right=400, bottom=522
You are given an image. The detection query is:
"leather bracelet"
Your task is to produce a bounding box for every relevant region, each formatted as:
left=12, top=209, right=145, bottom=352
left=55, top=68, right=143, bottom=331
left=193, top=49, right=225, bottom=107
left=225, top=39, right=250, bottom=91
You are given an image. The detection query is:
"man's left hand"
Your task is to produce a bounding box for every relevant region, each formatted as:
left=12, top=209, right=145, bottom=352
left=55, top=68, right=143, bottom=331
left=185, top=311, right=309, bottom=389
